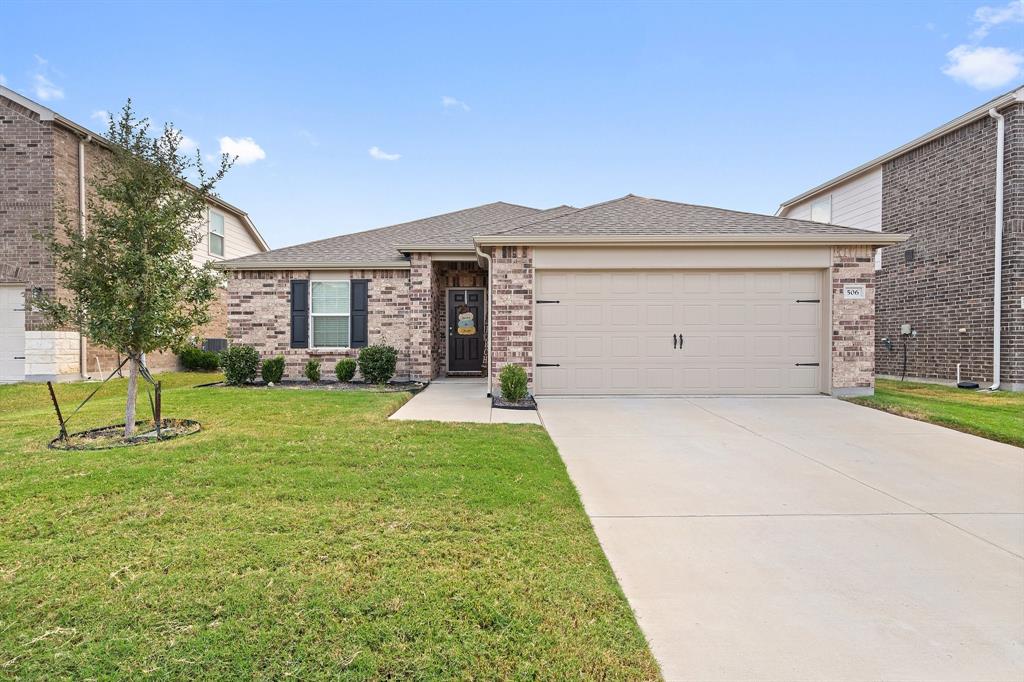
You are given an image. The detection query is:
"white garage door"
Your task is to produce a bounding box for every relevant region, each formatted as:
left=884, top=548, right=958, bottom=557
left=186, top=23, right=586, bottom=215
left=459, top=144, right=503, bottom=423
left=0, top=286, right=26, bottom=384
left=534, top=270, right=824, bottom=395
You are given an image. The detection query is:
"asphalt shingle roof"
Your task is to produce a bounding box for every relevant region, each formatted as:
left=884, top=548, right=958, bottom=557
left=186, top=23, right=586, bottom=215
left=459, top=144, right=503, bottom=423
left=489, top=194, right=884, bottom=238
left=220, top=202, right=540, bottom=267
left=220, top=194, right=885, bottom=269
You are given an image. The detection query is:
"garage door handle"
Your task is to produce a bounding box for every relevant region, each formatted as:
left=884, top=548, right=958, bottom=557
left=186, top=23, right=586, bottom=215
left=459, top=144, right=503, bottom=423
left=536, top=300, right=560, bottom=304
left=537, top=363, right=560, bottom=367
left=14, top=356, right=25, bottom=360
left=795, top=299, right=820, bottom=303
left=673, top=333, right=677, bottom=349
left=795, top=363, right=820, bottom=367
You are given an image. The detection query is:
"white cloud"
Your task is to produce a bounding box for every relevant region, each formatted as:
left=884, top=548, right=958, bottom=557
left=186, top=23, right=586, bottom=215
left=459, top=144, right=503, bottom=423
left=369, top=146, right=401, bottom=161
left=441, top=95, right=470, bottom=111
left=91, top=110, right=111, bottom=126
left=0, top=74, right=6, bottom=86
left=31, top=55, right=64, bottom=101
left=32, top=73, right=63, bottom=101
left=218, top=136, right=266, bottom=164
left=175, top=130, right=197, bottom=153
left=971, top=0, right=1024, bottom=39
left=943, top=44, right=1023, bottom=89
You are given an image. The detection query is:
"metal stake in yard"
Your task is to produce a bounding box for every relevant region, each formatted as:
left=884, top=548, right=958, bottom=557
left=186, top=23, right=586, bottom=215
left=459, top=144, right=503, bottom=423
left=155, top=381, right=162, bottom=438
left=46, top=381, right=68, bottom=441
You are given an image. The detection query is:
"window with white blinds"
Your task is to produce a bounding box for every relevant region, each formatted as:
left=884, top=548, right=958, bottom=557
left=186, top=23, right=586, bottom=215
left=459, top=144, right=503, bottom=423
left=310, top=280, right=350, bottom=347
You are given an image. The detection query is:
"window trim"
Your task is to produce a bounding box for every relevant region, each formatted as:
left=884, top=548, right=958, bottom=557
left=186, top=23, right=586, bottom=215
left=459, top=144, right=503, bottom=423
left=809, top=195, right=832, bottom=224
left=208, top=209, right=226, bottom=258
left=309, top=279, right=351, bottom=349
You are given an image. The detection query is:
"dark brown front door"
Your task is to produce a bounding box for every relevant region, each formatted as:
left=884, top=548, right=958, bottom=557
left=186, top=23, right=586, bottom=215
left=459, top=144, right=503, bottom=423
left=448, top=289, right=484, bottom=373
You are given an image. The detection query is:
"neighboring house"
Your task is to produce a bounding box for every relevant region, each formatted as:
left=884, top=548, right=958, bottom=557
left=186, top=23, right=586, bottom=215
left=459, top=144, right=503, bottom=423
left=777, top=87, right=1023, bottom=391
left=218, top=194, right=903, bottom=397
left=0, top=85, right=269, bottom=383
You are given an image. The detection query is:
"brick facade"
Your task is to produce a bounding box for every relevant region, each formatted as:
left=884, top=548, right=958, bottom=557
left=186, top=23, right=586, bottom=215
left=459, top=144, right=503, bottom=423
left=227, top=268, right=414, bottom=380
left=488, top=246, right=534, bottom=388
left=877, top=102, right=1022, bottom=388
left=831, top=246, right=876, bottom=395
left=225, top=262, right=491, bottom=383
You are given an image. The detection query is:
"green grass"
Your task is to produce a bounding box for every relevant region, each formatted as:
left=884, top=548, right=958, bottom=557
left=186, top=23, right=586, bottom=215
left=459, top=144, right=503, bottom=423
left=848, top=378, right=1024, bottom=448
left=0, top=374, right=659, bottom=680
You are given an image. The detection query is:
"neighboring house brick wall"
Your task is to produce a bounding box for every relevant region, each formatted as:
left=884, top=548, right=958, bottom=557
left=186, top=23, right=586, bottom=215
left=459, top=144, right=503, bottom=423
left=489, top=246, right=534, bottom=390
left=0, top=95, right=56, bottom=329
left=227, top=269, right=412, bottom=380
left=877, top=104, right=1022, bottom=387
left=831, top=246, right=876, bottom=395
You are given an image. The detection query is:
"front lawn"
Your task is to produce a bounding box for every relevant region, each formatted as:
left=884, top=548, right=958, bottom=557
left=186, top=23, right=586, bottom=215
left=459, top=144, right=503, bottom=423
left=848, top=378, right=1024, bottom=448
left=0, top=374, right=658, bottom=679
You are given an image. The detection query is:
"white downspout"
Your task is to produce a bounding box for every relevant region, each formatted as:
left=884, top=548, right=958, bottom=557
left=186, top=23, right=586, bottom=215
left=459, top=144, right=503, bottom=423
left=475, top=244, right=493, bottom=396
left=78, top=136, right=90, bottom=379
left=987, top=108, right=1004, bottom=390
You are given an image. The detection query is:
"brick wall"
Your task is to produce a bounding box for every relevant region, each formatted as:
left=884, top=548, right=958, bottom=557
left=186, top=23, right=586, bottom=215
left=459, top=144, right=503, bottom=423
left=877, top=102, right=1022, bottom=387
left=227, top=268, right=412, bottom=380
left=1003, top=104, right=1023, bottom=388
left=488, top=246, right=534, bottom=390
left=831, top=246, right=876, bottom=395
left=0, top=94, right=56, bottom=329
left=407, top=254, right=433, bottom=381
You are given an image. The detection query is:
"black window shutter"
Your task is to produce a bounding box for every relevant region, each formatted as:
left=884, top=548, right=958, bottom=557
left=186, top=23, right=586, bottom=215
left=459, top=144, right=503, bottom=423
left=290, top=279, right=309, bottom=348
left=350, top=279, right=369, bottom=348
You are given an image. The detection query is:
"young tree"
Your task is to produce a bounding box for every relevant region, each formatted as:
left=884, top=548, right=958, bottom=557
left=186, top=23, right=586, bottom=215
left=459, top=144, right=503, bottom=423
left=38, top=101, right=232, bottom=436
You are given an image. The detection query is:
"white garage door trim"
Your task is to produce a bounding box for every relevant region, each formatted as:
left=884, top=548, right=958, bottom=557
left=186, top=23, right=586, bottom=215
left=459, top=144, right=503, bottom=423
left=534, top=269, right=830, bottom=396
left=0, top=285, right=27, bottom=384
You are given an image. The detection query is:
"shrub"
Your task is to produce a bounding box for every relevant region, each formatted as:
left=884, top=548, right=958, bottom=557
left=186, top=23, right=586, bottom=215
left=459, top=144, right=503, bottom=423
left=304, top=359, right=321, bottom=383
left=358, top=344, right=398, bottom=385
left=221, top=345, right=260, bottom=385
left=178, top=345, right=220, bottom=371
left=499, top=364, right=528, bottom=402
left=335, top=358, right=357, bottom=382
left=261, top=355, right=285, bottom=384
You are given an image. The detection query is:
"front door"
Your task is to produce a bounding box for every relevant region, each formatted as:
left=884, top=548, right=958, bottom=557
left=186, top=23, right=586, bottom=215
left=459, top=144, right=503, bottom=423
left=448, top=289, right=484, bottom=373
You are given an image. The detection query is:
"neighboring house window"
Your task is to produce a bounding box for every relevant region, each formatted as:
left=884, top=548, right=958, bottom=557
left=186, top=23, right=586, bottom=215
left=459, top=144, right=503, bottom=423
left=810, top=196, right=832, bottom=223
left=310, top=280, right=350, bottom=348
left=209, top=210, right=225, bottom=257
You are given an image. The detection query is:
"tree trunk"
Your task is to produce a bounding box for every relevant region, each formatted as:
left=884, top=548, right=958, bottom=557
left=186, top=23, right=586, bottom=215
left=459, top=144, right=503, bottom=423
left=125, top=354, right=140, bottom=437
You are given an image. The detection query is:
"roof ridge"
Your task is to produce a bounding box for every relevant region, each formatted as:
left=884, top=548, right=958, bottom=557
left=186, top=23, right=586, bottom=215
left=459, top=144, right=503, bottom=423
left=481, top=195, right=637, bottom=236
left=406, top=205, right=575, bottom=244
left=255, top=201, right=540, bottom=256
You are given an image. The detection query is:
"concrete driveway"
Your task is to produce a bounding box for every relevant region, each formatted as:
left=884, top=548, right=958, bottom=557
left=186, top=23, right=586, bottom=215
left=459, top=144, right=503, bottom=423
left=537, top=396, right=1024, bottom=682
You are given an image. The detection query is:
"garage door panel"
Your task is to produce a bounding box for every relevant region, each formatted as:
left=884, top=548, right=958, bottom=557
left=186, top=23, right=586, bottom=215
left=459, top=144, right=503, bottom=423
left=535, top=270, right=823, bottom=395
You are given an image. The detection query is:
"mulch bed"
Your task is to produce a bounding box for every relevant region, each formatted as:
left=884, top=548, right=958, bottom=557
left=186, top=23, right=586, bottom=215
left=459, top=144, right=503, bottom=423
left=201, top=380, right=427, bottom=394
left=492, top=395, right=538, bottom=411
left=49, top=419, right=201, bottom=451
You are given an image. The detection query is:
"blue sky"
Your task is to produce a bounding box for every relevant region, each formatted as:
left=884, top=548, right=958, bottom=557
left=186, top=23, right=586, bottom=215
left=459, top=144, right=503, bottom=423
left=3, top=1, right=1022, bottom=248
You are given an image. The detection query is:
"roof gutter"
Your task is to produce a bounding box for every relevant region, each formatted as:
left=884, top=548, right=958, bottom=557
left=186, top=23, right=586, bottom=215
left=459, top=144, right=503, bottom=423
left=777, top=86, right=1024, bottom=215
left=473, top=233, right=908, bottom=247
left=987, top=106, right=1006, bottom=390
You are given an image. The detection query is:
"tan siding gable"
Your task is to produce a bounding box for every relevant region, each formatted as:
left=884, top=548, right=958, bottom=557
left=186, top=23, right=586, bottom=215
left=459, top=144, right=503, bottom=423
left=783, top=168, right=882, bottom=232
left=192, top=205, right=263, bottom=267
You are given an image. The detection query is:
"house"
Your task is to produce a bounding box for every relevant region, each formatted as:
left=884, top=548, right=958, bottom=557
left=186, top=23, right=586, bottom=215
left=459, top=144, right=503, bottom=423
left=0, top=85, right=269, bottom=383
left=777, top=87, right=1023, bottom=391
left=218, top=194, right=904, bottom=397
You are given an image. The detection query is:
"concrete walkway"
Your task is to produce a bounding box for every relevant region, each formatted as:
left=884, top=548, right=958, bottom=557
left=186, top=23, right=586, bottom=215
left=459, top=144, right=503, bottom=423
left=538, top=396, right=1024, bottom=682
left=389, top=378, right=541, bottom=424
